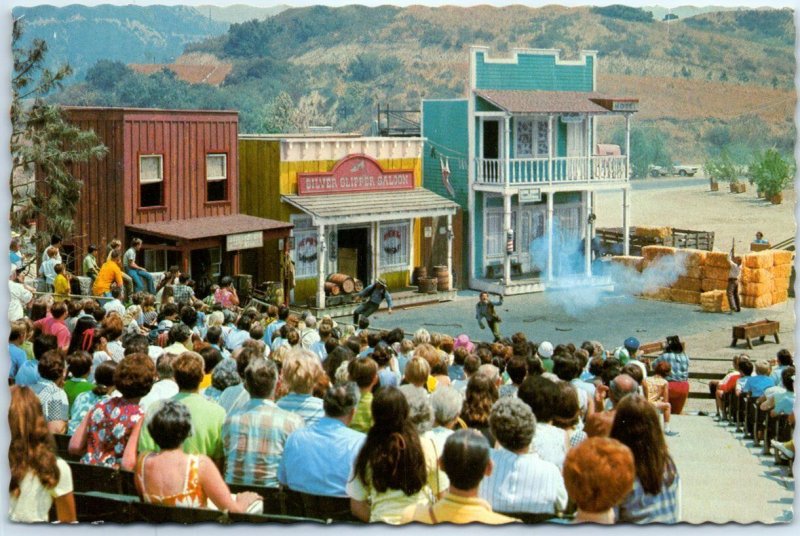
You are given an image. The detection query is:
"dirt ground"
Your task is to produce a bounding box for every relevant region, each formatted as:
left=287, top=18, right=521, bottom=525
left=594, top=178, right=796, bottom=253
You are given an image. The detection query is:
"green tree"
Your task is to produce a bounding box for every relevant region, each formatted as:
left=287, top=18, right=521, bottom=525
left=612, top=125, right=671, bottom=178
left=11, top=18, right=107, bottom=252
left=750, top=149, right=794, bottom=198
left=261, top=91, right=296, bottom=133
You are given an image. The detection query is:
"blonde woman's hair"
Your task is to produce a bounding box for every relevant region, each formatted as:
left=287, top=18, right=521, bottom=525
left=404, top=357, right=431, bottom=388
left=281, top=348, right=323, bottom=394
left=207, top=311, right=225, bottom=328
left=413, top=328, right=431, bottom=346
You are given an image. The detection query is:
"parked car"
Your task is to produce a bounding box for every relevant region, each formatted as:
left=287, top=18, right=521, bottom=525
left=672, top=164, right=699, bottom=176
left=648, top=164, right=670, bottom=177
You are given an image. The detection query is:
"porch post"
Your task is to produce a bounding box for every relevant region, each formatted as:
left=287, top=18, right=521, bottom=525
left=585, top=114, right=591, bottom=180
left=446, top=214, right=453, bottom=291
left=583, top=191, right=591, bottom=277
left=504, top=114, right=511, bottom=186
left=503, top=192, right=512, bottom=287
left=282, top=234, right=290, bottom=306
left=625, top=114, right=631, bottom=180
left=546, top=192, right=554, bottom=281
left=316, top=224, right=326, bottom=310
left=623, top=187, right=630, bottom=256
left=547, top=114, right=554, bottom=182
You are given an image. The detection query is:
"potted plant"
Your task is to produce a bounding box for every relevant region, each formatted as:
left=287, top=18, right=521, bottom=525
left=704, top=150, right=738, bottom=192
left=750, top=149, right=794, bottom=205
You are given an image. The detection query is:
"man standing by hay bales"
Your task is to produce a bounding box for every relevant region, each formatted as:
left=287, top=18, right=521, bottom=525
left=726, top=249, right=742, bottom=313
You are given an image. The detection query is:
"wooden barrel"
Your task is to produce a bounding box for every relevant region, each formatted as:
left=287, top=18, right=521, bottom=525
left=412, top=266, right=427, bottom=285
left=433, top=265, right=450, bottom=291
left=324, top=281, right=341, bottom=296
left=418, top=277, right=437, bottom=293
left=353, top=279, right=364, bottom=292
left=327, top=273, right=355, bottom=294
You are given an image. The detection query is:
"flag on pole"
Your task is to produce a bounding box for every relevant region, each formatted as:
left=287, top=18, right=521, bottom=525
left=440, top=156, right=454, bottom=197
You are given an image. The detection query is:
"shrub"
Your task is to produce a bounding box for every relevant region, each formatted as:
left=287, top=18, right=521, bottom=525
left=750, top=149, right=794, bottom=198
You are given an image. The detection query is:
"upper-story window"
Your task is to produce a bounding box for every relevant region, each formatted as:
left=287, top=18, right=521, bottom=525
left=139, top=155, right=163, bottom=207
left=206, top=153, right=228, bottom=202
left=516, top=119, right=549, bottom=158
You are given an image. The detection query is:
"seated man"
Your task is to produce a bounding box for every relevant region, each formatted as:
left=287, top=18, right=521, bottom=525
left=222, top=358, right=304, bottom=487
left=401, top=429, right=519, bottom=525
left=278, top=382, right=365, bottom=497
left=479, top=397, right=567, bottom=515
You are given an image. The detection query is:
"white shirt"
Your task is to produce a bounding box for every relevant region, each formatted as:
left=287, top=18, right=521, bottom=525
left=140, top=379, right=180, bottom=411
left=103, top=299, right=125, bottom=317
left=9, top=457, right=73, bottom=522
left=8, top=280, right=32, bottom=322
left=479, top=447, right=568, bottom=514
left=532, top=423, right=568, bottom=470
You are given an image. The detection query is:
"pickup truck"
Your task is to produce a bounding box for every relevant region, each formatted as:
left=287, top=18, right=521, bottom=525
left=648, top=164, right=700, bottom=177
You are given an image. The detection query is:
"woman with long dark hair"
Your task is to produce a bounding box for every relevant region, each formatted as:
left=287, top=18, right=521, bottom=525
left=347, top=386, right=447, bottom=524
left=9, top=386, right=76, bottom=523
left=609, top=394, right=681, bottom=523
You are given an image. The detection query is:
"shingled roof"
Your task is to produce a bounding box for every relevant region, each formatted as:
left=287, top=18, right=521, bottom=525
left=475, top=90, right=638, bottom=114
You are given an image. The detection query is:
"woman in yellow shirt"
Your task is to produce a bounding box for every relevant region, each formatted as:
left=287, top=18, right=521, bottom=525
left=92, top=250, right=124, bottom=297
left=53, top=264, right=71, bottom=300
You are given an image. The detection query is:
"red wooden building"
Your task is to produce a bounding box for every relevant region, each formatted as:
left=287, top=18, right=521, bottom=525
left=56, top=107, right=292, bottom=284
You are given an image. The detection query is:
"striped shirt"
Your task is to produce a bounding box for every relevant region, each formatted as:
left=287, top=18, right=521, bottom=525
left=478, top=447, right=568, bottom=515
left=222, top=398, right=304, bottom=487
left=276, top=393, right=325, bottom=426
left=617, top=459, right=681, bottom=524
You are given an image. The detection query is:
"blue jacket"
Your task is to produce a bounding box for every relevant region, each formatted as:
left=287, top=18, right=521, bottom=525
left=358, top=283, right=393, bottom=308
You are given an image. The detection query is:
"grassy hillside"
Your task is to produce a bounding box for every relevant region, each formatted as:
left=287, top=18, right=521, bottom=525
left=47, top=4, right=795, bottom=166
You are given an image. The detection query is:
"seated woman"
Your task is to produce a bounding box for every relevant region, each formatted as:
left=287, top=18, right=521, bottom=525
left=642, top=361, right=677, bottom=436
left=347, top=386, right=442, bottom=524
left=9, top=386, right=76, bottom=523
left=67, top=361, right=117, bottom=435
left=610, top=394, right=681, bottom=524
left=135, top=400, right=260, bottom=512
left=69, top=353, right=155, bottom=470
left=460, top=374, right=499, bottom=447
left=651, top=337, right=690, bottom=415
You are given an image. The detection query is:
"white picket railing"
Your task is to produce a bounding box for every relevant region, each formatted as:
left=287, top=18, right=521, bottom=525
left=475, top=155, right=628, bottom=185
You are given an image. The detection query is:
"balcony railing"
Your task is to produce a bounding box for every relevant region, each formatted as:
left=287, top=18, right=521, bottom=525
left=475, top=155, right=628, bottom=185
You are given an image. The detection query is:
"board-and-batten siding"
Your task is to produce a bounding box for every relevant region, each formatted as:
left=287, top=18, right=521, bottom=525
left=123, top=112, right=239, bottom=226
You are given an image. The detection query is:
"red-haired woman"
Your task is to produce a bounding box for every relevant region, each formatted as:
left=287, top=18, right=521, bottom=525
left=9, top=386, right=76, bottom=523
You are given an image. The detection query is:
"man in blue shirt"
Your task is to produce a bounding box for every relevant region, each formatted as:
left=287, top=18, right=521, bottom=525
left=742, top=360, right=776, bottom=398
left=353, top=278, right=392, bottom=325
left=278, top=382, right=365, bottom=497
left=9, top=321, right=28, bottom=382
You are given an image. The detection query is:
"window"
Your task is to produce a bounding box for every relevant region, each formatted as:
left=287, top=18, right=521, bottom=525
left=515, top=119, right=549, bottom=158
left=380, top=221, right=410, bottom=270
left=208, top=247, right=222, bottom=279
left=139, top=155, right=163, bottom=207
left=292, top=216, right=317, bottom=279
left=206, top=153, right=228, bottom=202
left=143, top=249, right=167, bottom=273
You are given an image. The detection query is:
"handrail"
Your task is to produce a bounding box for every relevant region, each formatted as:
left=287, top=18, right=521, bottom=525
left=475, top=155, right=628, bottom=185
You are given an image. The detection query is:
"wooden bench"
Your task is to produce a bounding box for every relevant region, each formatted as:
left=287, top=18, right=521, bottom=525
left=731, top=319, right=780, bottom=349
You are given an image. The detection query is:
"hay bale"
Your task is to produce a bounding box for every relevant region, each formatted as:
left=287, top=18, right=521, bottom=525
left=611, top=256, right=644, bottom=272
left=771, top=264, right=792, bottom=279
left=705, top=251, right=732, bottom=268
left=773, top=277, right=791, bottom=292
left=741, top=268, right=773, bottom=285
left=772, top=290, right=789, bottom=304
left=672, top=276, right=702, bottom=292
left=678, top=249, right=708, bottom=268
left=742, top=282, right=773, bottom=297
left=635, top=226, right=672, bottom=239
left=741, top=294, right=773, bottom=309
left=703, top=266, right=730, bottom=281
left=743, top=251, right=774, bottom=269
left=700, top=290, right=730, bottom=312
left=670, top=289, right=702, bottom=304
left=641, top=287, right=673, bottom=302
left=685, top=266, right=703, bottom=279
left=772, top=250, right=794, bottom=265
left=701, top=278, right=728, bottom=292
left=641, top=245, right=677, bottom=261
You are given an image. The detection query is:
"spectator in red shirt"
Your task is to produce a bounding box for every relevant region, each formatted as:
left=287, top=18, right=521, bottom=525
left=34, top=301, right=71, bottom=352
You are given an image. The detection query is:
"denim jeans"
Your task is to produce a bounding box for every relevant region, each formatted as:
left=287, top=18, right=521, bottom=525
left=126, top=268, right=155, bottom=294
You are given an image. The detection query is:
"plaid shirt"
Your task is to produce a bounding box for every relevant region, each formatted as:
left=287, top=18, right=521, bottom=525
left=275, top=393, right=325, bottom=427
left=653, top=352, right=690, bottom=382
left=172, top=284, right=195, bottom=305
left=222, top=398, right=304, bottom=487
left=31, top=379, right=69, bottom=423
left=617, top=458, right=681, bottom=523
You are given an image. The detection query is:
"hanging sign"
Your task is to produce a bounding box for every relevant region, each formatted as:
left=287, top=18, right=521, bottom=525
left=297, top=154, right=414, bottom=195
left=226, top=231, right=263, bottom=251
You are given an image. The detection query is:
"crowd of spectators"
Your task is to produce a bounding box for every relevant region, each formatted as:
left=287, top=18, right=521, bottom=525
left=7, top=238, right=794, bottom=524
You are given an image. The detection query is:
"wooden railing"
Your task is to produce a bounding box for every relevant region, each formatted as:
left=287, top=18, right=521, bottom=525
left=475, top=155, right=628, bottom=185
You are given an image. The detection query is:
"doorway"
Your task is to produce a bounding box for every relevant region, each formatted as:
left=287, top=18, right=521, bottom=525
left=337, top=227, right=370, bottom=283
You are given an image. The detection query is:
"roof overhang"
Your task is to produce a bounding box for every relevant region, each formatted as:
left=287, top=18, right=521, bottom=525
left=475, top=89, right=638, bottom=114
left=282, top=188, right=459, bottom=227
left=127, top=214, right=293, bottom=243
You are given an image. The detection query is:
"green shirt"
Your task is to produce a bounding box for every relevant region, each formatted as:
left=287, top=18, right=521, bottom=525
left=349, top=391, right=373, bottom=433
left=63, top=378, right=95, bottom=409
left=138, top=392, right=226, bottom=462
left=82, top=254, right=99, bottom=277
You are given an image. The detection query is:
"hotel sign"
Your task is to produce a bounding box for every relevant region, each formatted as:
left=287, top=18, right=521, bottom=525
left=297, top=154, right=415, bottom=195
left=226, top=231, right=263, bottom=251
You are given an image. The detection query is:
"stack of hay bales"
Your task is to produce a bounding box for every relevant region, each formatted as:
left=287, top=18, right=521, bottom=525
left=640, top=246, right=677, bottom=301
left=771, top=250, right=793, bottom=304
left=740, top=251, right=773, bottom=309
left=700, top=289, right=730, bottom=313
left=670, top=249, right=706, bottom=304
left=701, top=251, right=732, bottom=293
left=609, top=255, right=644, bottom=272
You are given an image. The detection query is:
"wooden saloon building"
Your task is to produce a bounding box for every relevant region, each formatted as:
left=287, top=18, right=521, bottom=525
left=56, top=107, right=292, bottom=284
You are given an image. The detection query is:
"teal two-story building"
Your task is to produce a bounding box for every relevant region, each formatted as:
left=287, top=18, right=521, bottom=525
left=423, top=46, right=638, bottom=295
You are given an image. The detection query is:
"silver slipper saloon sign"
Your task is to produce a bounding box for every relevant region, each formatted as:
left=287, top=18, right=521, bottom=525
left=297, top=154, right=415, bottom=195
